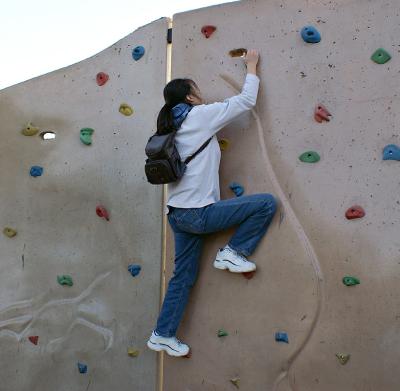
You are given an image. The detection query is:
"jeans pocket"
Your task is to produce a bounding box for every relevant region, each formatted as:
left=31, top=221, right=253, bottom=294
left=173, top=208, right=204, bottom=234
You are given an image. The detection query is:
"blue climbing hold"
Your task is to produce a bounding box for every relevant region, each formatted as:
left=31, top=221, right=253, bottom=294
left=128, top=264, right=141, bottom=277
left=275, top=332, right=289, bottom=343
left=229, top=182, right=244, bottom=197
left=383, top=144, right=400, bottom=161
left=77, top=362, right=87, bottom=374
left=300, top=26, right=321, bottom=43
left=30, top=166, right=43, bottom=177
left=132, top=46, right=145, bottom=61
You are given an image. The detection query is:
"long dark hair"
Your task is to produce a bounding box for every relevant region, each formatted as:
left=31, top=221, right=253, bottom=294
left=156, top=78, right=196, bottom=135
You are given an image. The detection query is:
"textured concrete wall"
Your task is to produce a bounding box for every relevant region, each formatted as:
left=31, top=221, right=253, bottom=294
left=164, top=1, right=400, bottom=390
left=0, top=18, right=167, bottom=391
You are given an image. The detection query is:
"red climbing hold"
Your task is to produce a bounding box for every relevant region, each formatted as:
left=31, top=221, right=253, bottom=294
left=242, top=271, right=256, bottom=280
left=345, top=206, right=365, bottom=220
left=96, top=72, right=109, bottom=86
left=28, top=336, right=39, bottom=345
left=96, top=205, right=110, bottom=221
left=183, top=350, right=192, bottom=358
left=201, top=25, right=216, bottom=38
left=314, top=104, right=331, bottom=123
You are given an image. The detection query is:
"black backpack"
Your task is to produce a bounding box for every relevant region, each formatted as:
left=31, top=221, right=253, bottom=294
left=145, top=131, right=212, bottom=184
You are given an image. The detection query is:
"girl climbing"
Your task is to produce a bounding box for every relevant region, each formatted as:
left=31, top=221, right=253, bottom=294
left=147, top=49, right=277, bottom=357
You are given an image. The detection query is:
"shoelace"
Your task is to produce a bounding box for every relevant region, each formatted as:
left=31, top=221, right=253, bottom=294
left=224, top=247, right=248, bottom=263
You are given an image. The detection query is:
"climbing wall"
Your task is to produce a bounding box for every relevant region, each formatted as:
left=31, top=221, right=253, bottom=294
left=0, top=18, right=167, bottom=391
left=164, top=1, right=400, bottom=390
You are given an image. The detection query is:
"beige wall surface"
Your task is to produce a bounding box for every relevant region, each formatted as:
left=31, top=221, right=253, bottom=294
left=0, top=18, right=167, bottom=391
left=164, top=1, right=400, bottom=390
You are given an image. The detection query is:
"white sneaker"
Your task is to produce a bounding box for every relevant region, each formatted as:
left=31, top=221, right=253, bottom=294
left=147, top=331, right=190, bottom=357
left=214, top=245, right=256, bottom=273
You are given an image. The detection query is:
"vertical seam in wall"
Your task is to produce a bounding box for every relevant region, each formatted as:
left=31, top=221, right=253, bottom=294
left=158, top=16, right=173, bottom=391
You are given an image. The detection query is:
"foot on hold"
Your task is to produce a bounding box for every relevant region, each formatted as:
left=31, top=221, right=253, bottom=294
left=147, top=331, right=190, bottom=357
left=214, top=245, right=256, bottom=273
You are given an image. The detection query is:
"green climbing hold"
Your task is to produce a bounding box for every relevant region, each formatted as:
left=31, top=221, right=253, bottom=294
left=371, top=48, right=391, bottom=64
left=230, top=377, right=240, bottom=388
left=3, top=227, right=17, bottom=238
left=342, top=276, right=360, bottom=286
left=218, top=329, right=228, bottom=337
left=57, top=275, right=73, bottom=286
left=336, top=353, right=350, bottom=365
left=299, top=151, right=320, bottom=163
left=22, top=122, right=40, bottom=136
left=80, top=128, right=94, bottom=145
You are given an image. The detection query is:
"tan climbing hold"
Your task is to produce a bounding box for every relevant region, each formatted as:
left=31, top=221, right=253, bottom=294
left=127, top=347, right=140, bottom=357
left=218, top=138, right=230, bottom=151
left=21, top=122, right=40, bottom=136
left=229, top=48, right=247, bottom=58
left=230, top=377, right=240, bottom=388
left=119, top=103, right=133, bottom=116
left=3, top=227, right=17, bottom=238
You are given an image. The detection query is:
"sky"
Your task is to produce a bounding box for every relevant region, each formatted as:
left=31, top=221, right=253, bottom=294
left=0, top=0, right=236, bottom=90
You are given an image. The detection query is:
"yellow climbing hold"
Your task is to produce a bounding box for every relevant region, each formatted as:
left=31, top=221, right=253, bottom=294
left=230, top=377, right=240, bottom=388
left=119, top=103, right=133, bottom=116
left=218, top=138, right=230, bottom=151
left=22, top=122, right=40, bottom=136
left=127, top=347, right=139, bottom=357
left=3, top=227, right=17, bottom=238
left=336, top=353, right=350, bottom=365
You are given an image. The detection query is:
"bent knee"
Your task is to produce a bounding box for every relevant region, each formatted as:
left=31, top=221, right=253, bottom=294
left=260, top=193, right=277, bottom=215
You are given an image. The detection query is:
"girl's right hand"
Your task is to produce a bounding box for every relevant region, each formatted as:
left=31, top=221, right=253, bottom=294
left=244, top=49, right=259, bottom=66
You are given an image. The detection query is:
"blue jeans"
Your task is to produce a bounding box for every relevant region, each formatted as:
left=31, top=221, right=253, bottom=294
left=155, top=193, right=277, bottom=337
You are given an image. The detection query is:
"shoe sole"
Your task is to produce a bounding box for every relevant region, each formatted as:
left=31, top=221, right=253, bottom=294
left=214, top=258, right=256, bottom=273
left=147, top=339, right=189, bottom=357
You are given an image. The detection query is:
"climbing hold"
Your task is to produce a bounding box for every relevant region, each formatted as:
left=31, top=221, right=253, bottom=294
left=242, top=271, right=255, bottom=280
left=128, top=264, right=141, bottom=277
left=57, top=275, right=73, bottom=287
left=218, top=138, right=230, bottom=151
left=30, top=166, right=43, bottom=177
left=183, top=350, right=191, bottom=358
left=383, top=144, right=400, bottom=161
left=201, top=25, right=216, bottom=38
left=300, top=25, right=321, bottom=43
left=28, top=336, right=39, bottom=345
left=371, top=48, right=391, bottom=64
left=336, top=353, right=350, bottom=365
left=21, top=123, right=40, bottom=136
left=40, top=131, right=56, bottom=140
left=127, top=347, right=140, bottom=357
left=275, top=332, right=289, bottom=343
left=342, top=276, right=360, bottom=286
left=345, top=206, right=365, bottom=220
left=229, top=48, right=247, bottom=58
left=314, top=104, right=331, bottom=123
left=77, top=362, right=87, bottom=374
left=96, top=205, right=110, bottom=221
left=229, top=182, right=244, bottom=197
left=218, top=329, right=228, bottom=337
left=299, top=151, right=320, bottom=163
left=132, top=46, right=145, bottom=61
left=96, top=72, right=109, bottom=86
left=80, top=128, right=94, bottom=145
left=119, top=103, right=133, bottom=116
left=3, top=227, right=17, bottom=238
left=230, top=377, right=240, bottom=388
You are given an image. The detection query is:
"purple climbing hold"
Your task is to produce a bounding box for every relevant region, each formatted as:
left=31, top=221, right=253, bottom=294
left=30, top=166, right=43, bottom=177
left=128, top=264, right=141, bottom=277
left=229, top=182, right=244, bottom=197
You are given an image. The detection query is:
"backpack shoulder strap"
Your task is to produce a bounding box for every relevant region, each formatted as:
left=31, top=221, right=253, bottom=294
left=184, top=136, right=213, bottom=165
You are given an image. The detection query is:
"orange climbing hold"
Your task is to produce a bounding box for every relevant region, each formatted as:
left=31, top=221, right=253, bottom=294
left=242, top=271, right=255, bottom=280
left=96, top=72, right=109, bottom=86
left=28, top=336, right=39, bottom=345
left=314, top=104, right=331, bottom=123
left=345, top=206, right=365, bottom=220
left=201, top=25, right=216, bottom=38
left=96, top=205, right=110, bottom=221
